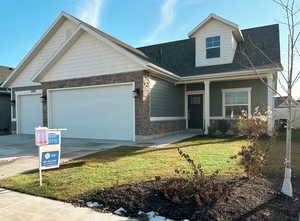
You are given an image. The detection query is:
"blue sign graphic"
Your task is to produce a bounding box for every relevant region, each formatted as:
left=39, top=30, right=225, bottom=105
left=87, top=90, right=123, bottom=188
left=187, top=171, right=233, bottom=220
left=48, top=133, right=60, bottom=145
left=41, top=151, right=59, bottom=167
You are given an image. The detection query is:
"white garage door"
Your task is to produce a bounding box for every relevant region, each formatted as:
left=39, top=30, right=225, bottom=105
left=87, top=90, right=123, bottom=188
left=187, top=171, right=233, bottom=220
left=48, top=83, right=135, bottom=141
left=17, top=93, right=43, bottom=134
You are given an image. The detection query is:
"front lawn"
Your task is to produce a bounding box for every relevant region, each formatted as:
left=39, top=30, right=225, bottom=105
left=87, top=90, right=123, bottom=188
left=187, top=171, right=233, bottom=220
left=0, top=136, right=245, bottom=201
left=1, top=129, right=299, bottom=202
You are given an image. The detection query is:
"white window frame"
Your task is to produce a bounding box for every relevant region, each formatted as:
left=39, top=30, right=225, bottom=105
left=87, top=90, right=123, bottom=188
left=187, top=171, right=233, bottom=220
left=222, top=88, right=252, bottom=119
left=206, top=36, right=220, bottom=58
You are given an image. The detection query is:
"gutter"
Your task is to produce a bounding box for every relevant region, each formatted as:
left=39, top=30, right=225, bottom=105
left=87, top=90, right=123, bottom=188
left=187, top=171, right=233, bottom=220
left=176, top=67, right=283, bottom=83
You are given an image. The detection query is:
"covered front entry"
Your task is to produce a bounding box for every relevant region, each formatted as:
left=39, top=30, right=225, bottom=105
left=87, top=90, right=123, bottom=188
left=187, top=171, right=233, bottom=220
left=47, top=83, right=135, bottom=141
left=187, top=94, right=204, bottom=129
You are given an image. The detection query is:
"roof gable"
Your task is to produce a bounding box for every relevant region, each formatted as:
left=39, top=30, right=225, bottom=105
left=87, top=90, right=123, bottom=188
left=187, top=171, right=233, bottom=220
left=33, top=26, right=146, bottom=82
left=2, top=12, right=80, bottom=88
left=188, top=14, right=243, bottom=41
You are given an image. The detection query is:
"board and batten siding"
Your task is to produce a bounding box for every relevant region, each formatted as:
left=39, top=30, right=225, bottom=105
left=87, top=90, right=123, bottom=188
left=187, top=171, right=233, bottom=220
left=210, top=79, right=268, bottom=117
left=150, top=78, right=185, bottom=117
left=192, top=19, right=237, bottom=67
left=11, top=19, right=78, bottom=87
left=40, top=32, right=145, bottom=82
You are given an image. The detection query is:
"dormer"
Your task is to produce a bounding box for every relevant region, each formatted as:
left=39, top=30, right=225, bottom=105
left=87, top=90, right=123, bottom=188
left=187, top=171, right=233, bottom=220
left=189, top=14, right=243, bottom=67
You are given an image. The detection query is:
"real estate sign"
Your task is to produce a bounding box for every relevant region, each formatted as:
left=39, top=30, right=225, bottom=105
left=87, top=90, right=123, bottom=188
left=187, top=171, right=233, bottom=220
left=35, top=128, right=64, bottom=186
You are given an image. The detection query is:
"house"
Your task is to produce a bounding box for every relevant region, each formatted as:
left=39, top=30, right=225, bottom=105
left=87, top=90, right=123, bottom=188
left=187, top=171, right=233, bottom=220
left=273, top=96, right=300, bottom=128
left=2, top=12, right=282, bottom=141
left=0, top=65, right=13, bottom=133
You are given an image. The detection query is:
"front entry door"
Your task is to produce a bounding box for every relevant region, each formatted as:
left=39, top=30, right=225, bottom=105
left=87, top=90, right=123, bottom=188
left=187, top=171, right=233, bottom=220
left=188, top=94, right=204, bottom=129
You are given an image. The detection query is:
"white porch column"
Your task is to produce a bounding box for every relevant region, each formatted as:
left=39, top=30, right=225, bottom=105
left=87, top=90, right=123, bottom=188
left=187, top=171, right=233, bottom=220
left=204, top=80, right=210, bottom=134
left=267, top=75, right=274, bottom=135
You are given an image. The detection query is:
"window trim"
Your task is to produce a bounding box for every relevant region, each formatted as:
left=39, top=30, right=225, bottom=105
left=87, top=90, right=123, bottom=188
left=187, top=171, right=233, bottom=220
left=222, top=88, right=252, bottom=119
left=206, top=36, right=220, bottom=59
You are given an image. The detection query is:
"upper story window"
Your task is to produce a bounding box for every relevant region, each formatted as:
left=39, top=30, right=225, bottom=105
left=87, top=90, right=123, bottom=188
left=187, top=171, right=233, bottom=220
left=206, top=36, right=220, bottom=59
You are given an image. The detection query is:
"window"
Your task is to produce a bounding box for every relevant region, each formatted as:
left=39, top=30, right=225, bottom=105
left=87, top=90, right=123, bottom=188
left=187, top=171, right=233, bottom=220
left=191, top=96, right=201, bottom=104
left=223, top=88, right=251, bottom=119
left=206, top=36, right=220, bottom=58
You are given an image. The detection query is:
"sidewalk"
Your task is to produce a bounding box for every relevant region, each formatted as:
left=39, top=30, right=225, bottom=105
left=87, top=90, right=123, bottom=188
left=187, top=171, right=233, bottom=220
left=0, top=188, right=133, bottom=221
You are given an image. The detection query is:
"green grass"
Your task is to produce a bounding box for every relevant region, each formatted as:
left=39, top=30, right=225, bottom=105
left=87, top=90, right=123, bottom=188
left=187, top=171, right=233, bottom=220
left=1, top=129, right=299, bottom=201
left=0, top=136, right=245, bottom=201
left=263, top=129, right=300, bottom=178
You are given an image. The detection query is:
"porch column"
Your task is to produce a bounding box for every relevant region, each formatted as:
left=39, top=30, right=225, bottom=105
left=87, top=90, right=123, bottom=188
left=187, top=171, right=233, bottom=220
left=204, top=80, right=210, bottom=134
left=267, top=75, right=274, bottom=135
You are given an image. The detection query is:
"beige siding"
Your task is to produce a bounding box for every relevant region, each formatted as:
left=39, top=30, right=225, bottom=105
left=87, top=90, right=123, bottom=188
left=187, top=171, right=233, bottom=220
left=274, top=108, right=300, bottom=128
left=11, top=19, right=78, bottom=87
left=41, top=32, right=145, bottom=82
left=192, top=19, right=237, bottom=67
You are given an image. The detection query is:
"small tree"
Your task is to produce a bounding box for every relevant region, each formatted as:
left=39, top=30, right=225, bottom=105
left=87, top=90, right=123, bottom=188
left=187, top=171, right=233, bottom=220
left=239, top=0, right=300, bottom=197
left=232, top=109, right=275, bottom=177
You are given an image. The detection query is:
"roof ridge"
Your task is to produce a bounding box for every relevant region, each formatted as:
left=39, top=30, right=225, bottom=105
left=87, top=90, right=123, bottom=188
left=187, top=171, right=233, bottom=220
left=241, top=24, right=279, bottom=31
left=138, top=38, right=191, bottom=49
left=0, top=65, right=14, bottom=70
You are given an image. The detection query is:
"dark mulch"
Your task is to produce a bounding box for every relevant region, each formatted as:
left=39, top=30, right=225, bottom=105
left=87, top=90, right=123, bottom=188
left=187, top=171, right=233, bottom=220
left=74, top=177, right=300, bottom=221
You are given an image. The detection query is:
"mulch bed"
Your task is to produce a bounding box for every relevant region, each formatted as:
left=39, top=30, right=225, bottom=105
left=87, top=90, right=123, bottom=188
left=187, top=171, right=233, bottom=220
left=74, top=176, right=300, bottom=221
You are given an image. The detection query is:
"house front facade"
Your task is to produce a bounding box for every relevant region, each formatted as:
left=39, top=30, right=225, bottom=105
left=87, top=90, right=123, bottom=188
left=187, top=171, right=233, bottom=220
left=2, top=13, right=282, bottom=141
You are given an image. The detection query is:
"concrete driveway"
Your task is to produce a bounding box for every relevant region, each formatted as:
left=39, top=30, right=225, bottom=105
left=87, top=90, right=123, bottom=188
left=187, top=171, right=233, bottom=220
left=0, top=135, right=128, bottom=178
left=0, top=132, right=196, bottom=178
left=0, top=132, right=196, bottom=221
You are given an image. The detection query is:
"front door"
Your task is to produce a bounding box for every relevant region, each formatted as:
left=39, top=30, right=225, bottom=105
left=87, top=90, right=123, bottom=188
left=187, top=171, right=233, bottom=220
left=188, top=94, right=204, bottom=129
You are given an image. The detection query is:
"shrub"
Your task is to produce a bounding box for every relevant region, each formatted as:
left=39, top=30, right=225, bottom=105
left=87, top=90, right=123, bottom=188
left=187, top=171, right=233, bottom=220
left=155, top=148, right=230, bottom=218
left=218, top=120, right=230, bottom=135
left=231, top=122, right=241, bottom=136
left=231, top=109, right=276, bottom=177
left=208, top=125, right=217, bottom=137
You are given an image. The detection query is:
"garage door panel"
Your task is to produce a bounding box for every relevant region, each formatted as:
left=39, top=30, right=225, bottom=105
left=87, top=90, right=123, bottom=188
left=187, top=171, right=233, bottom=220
left=49, top=84, right=134, bottom=140
left=18, top=93, right=43, bottom=134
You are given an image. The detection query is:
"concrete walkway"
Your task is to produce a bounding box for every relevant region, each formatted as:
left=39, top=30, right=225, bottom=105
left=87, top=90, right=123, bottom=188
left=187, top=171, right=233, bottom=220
left=0, top=188, right=133, bottom=221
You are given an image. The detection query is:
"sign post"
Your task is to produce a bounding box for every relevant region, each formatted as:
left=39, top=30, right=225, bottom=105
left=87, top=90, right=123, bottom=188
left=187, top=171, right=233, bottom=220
left=35, top=127, right=66, bottom=186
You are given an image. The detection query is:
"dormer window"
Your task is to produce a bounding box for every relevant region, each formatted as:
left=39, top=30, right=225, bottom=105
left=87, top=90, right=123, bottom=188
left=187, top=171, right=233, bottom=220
left=206, top=36, right=220, bottom=59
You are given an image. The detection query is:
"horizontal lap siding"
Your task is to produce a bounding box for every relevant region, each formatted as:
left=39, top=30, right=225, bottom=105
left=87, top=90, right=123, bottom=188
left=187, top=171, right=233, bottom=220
left=186, top=82, right=204, bottom=91
left=150, top=78, right=184, bottom=117
left=11, top=19, right=78, bottom=87
left=193, top=19, right=237, bottom=67
left=41, top=32, right=145, bottom=82
left=210, top=79, right=267, bottom=117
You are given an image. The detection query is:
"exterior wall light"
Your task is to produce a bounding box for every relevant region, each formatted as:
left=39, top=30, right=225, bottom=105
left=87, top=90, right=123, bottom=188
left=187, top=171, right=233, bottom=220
left=10, top=100, right=15, bottom=105
left=133, top=88, right=141, bottom=98
left=40, top=95, right=47, bottom=103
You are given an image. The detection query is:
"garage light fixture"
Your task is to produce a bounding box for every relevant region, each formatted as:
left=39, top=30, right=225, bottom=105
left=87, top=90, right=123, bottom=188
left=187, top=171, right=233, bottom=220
left=10, top=100, right=15, bottom=105
left=133, top=88, right=141, bottom=98
left=40, top=95, right=47, bottom=103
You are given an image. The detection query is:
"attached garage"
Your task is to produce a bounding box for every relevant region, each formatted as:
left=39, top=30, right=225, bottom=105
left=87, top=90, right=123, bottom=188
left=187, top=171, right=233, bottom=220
left=47, top=83, right=135, bottom=141
left=16, top=91, right=43, bottom=134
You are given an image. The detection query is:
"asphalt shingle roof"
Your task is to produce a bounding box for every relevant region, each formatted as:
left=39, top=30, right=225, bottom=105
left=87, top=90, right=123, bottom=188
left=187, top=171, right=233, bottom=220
left=0, top=65, right=14, bottom=84
left=138, top=24, right=282, bottom=77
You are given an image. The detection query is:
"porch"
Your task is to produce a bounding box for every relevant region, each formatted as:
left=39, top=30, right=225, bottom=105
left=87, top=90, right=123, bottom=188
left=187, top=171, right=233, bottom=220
left=181, top=76, right=274, bottom=134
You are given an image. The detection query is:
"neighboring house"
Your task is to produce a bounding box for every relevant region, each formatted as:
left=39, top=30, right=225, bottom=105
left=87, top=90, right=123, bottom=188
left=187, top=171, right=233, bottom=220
left=2, top=12, right=282, bottom=141
left=273, top=96, right=300, bottom=128
left=0, top=65, right=13, bottom=133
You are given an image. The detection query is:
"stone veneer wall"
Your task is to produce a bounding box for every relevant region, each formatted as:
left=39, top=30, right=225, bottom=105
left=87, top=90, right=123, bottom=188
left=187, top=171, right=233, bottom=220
left=41, top=70, right=185, bottom=138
